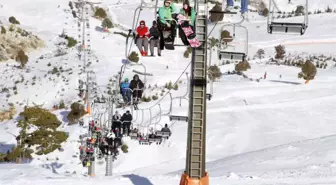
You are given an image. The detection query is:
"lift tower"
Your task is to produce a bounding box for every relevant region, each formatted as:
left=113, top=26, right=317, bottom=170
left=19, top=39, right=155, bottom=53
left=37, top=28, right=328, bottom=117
left=179, top=0, right=209, bottom=184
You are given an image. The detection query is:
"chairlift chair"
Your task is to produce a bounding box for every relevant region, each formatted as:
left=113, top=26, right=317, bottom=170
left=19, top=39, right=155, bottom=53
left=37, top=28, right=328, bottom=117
left=125, top=0, right=159, bottom=57
left=218, top=16, right=248, bottom=62
left=267, top=0, right=308, bottom=35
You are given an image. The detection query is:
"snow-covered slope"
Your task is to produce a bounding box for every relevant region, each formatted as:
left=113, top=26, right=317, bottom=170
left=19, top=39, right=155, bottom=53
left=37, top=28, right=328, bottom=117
left=1, top=0, right=336, bottom=184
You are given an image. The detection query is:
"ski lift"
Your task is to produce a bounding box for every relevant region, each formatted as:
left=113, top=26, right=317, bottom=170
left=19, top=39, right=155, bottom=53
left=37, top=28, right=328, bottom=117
left=267, top=0, right=308, bottom=35
left=125, top=0, right=159, bottom=57
left=155, top=1, right=196, bottom=50
left=217, top=17, right=248, bottom=62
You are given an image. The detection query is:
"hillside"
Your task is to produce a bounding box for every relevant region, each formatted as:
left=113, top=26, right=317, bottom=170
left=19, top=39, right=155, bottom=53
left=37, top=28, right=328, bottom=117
left=1, top=0, right=336, bottom=184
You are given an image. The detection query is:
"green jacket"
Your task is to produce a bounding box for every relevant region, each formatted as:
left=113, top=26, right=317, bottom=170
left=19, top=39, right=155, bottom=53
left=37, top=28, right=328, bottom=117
left=158, top=3, right=177, bottom=24
left=179, top=7, right=196, bottom=25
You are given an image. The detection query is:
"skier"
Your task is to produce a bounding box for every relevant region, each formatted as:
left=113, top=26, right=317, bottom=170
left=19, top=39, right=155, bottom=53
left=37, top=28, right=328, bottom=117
left=179, top=1, right=196, bottom=28
left=161, top=123, right=171, bottom=133
left=112, top=111, right=122, bottom=132
left=130, top=74, right=144, bottom=103
left=178, top=1, right=196, bottom=45
left=136, top=20, right=150, bottom=56
left=149, top=21, right=161, bottom=56
left=120, top=78, right=132, bottom=104
left=224, top=0, right=249, bottom=19
left=121, top=110, right=133, bottom=136
left=264, top=72, right=267, bottom=79
left=158, top=0, right=177, bottom=44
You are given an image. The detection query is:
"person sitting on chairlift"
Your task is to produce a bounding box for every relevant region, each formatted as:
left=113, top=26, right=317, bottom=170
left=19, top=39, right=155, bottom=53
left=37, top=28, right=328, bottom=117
left=161, top=123, right=171, bottom=133
left=158, top=0, right=178, bottom=41
left=130, top=74, right=144, bottom=103
left=136, top=20, right=150, bottom=56
left=121, top=110, right=133, bottom=136
left=178, top=1, right=196, bottom=45
left=149, top=21, right=161, bottom=56
left=112, top=111, right=122, bottom=132
left=120, top=78, right=132, bottom=104
left=224, top=0, right=249, bottom=20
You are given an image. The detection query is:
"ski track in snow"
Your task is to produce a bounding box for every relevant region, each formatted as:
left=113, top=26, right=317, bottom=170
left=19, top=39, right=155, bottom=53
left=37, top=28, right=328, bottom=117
left=1, top=0, right=336, bottom=184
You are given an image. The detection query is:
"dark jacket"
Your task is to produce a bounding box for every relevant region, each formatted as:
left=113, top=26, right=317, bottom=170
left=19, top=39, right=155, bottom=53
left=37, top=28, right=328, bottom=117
left=130, top=79, right=144, bottom=90
left=112, top=114, right=121, bottom=121
left=150, top=26, right=160, bottom=40
left=161, top=127, right=171, bottom=132
left=121, top=113, right=132, bottom=122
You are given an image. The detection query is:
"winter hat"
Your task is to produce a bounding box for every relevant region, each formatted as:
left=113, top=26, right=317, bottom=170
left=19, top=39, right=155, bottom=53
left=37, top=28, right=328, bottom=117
left=124, top=78, right=129, bottom=82
left=140, top=20, right=145, bottom=25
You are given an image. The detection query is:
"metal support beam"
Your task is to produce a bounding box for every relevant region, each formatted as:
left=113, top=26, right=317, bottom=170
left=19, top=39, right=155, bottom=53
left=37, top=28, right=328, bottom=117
left=105, top=154, right=113, bottom=176
left=180, top=0, right=209, bottom=184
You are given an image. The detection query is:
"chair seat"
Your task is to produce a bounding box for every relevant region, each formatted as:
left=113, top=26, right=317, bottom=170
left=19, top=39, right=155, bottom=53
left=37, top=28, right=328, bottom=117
left=270, top=22, right=305, bottom=27
left=268, top=22, right=307, bottom=35
left=218, top=51, right=246, bottom=61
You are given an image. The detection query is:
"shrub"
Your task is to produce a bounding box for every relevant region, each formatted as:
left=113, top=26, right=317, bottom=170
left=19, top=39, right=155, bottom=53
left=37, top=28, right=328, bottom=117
left=256, top=49, right=265, bottom=61
left=25, top=129, right=68, bottom=155
left=51, top=67, right=59, bottom=74
left=152, top=95, right=158, bottom=100
left=183, top=46, right=192, bottom=58
left=121, top=144, right=128, bottom=153
left=1, top=26, right=6, bottom=34
left=165, top=81, right=173, bottom=90
left=208, top=37, right=219, bottom=48
left=72, top=10, right=77, bottom=18
left=59, top=100, right=65, bottom=109
left=9, top=25, right=15, bottom=32
left=220, top=30, right=233, bottom=43
left=128, top=51, right=139, bottom=63
left=183, top=50, right=190, bottom=58
left=69, top=1, right=73, bottom=9
left=235, top=61, right=251, bottom=72
left=325, top=6, right=332, bottom=13
left=3, top=146, right=33, bottom=163
left=9, top=16, right=20, bottom=24
left=173, top=83, right=178, bottom=90
left=66, top=36, right=77, bottom=47
left=295, top=5, right=304, bottom=15
left=15, top=50, right=28, bottom=68
left=262, top=8, right=269, bottom=16
left=298, top=60, right=317, bottom=81
left=94, top=8, right=107, bottom=18
left=102, top=18, right=113, bottom=28
left=67, top=102, right=86, bottom=124
left=209, top=4, right=224, bottom=22
left=208, top=65, right=222, bottom=80
left=274, top=45, right=285, bottom=60
left=141, top=96, right=151, bottom=102
left=19, top=106, right=61, bottom=130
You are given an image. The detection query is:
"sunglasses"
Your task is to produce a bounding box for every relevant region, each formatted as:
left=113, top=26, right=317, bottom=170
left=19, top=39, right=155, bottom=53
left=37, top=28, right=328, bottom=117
left=140, top=24, right=144, bottom=25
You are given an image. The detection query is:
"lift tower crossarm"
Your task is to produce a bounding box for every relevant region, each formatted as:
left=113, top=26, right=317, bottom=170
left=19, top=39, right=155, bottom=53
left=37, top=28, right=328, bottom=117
left=179, top=0, right=209, bottom=185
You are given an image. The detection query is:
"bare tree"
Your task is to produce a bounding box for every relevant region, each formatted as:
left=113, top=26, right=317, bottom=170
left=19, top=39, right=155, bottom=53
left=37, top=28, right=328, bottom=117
left=256, top=49, right=265, bottom=62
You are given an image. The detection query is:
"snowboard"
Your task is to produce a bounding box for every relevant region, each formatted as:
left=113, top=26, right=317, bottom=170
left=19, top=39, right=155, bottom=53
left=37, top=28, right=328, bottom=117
left=177, top=14, right=200, bottom=48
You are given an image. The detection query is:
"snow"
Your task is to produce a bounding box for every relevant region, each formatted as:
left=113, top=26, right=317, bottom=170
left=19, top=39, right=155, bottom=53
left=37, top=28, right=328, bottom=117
left=1, top=0, right=336, bottom=184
